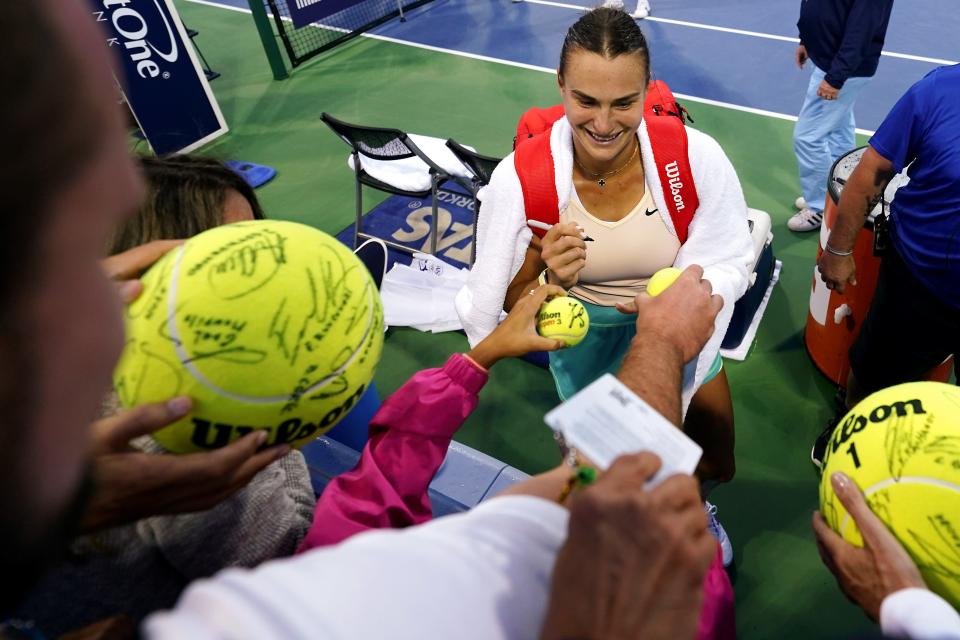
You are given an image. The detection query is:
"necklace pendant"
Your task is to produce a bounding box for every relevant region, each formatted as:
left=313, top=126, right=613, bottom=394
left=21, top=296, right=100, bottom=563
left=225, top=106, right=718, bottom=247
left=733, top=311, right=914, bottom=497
left=597, top=178, right=606, bottom=188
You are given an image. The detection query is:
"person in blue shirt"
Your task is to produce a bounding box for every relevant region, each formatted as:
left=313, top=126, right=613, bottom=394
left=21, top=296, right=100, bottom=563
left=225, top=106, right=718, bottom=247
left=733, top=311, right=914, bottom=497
left=813, top=64, right=960, bottom=467
left=788, top=0, right=895, bottom=232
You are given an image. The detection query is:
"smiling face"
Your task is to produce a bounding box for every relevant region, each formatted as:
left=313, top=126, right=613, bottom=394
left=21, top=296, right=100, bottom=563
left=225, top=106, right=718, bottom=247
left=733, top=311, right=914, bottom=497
left=559, top=49, right=648, bottom=169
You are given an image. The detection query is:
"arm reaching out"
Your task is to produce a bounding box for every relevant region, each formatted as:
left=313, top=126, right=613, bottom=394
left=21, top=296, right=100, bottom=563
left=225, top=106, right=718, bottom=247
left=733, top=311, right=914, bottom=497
left=298, top=285, right=567, bottom=551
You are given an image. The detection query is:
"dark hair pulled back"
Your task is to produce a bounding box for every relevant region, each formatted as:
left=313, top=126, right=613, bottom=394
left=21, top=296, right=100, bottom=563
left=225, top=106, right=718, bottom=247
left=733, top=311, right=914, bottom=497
left=558, top=7, right=651, bottom=81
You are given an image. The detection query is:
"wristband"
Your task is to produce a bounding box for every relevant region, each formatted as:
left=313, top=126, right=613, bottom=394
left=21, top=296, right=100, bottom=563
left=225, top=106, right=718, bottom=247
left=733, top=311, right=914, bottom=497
left=825, top=242, right=853, bottom=257
left=461, top=353, right=489, bottom=374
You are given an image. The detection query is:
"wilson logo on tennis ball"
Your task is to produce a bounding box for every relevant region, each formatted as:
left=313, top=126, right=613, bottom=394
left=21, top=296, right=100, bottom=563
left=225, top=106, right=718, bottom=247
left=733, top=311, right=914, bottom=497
left=824, top=398, right=927, bottom=461
left=819, top=382, right=960, bottom=609
left=189, top=384, right=367, bottom=449
left=537, top=311, right=563, bottom=325
left=93, top=0, right=179, bottom=79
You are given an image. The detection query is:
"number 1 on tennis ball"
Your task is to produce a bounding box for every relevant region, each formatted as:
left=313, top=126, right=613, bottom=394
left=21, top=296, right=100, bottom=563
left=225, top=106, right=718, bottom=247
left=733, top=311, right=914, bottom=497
left=536, top=297, right=590, bottom=347
left=646, top=267, right=683, bottom=297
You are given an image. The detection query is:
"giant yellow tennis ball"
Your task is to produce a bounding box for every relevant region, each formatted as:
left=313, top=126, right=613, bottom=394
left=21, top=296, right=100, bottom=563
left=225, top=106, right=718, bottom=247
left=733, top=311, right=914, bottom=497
left=819, top=382, right=960, bottom=608
left=646, top=267, right=682, bottom=297
left=113, top=220, right=384, bottom=453
left=536, top=297, right=590, bottom=347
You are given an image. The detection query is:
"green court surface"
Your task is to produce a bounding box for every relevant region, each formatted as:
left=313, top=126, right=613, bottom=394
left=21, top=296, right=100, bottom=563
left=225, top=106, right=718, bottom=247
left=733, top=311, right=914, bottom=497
left=178, top=1, right=875, bottom=636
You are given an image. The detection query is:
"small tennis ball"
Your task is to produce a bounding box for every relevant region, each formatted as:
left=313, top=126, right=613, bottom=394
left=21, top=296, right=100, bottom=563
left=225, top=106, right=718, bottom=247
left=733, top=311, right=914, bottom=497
left=113, top=220, right=384, bottom=453
left=536, top=297, right=590, bottom=347
left=819, top=382, right=960, bottom=609
left=646, top=267, right=683, bottom=297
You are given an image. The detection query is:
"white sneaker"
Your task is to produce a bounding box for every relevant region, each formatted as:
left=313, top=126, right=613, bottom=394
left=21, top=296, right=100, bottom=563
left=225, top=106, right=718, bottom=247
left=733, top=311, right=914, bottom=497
left=705, top=501, right=733, bottom=567
left=602, top=0, right=625, bottom=8
left=795, top=195, right=807, bottom=210
left=632, top=0, right=650, bottom=18
left=787, top=207, right=823, bottom=232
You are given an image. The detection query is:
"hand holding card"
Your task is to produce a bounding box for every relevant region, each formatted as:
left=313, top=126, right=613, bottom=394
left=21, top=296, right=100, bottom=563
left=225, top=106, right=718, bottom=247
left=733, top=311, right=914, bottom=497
left=544, top=374, right=702, bottom=486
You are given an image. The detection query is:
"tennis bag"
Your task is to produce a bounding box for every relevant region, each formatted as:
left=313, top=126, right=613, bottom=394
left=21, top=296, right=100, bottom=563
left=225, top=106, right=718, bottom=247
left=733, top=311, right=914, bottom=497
left=514, top=80, right=700, bottom=243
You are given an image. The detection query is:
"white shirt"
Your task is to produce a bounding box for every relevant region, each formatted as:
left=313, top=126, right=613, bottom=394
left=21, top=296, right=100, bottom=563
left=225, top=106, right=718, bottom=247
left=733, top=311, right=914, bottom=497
left=143, top=494, right=960, bottom=640
left=144, top=496, right=568, bottom=640
left=881, top=588, right=960, bottom=639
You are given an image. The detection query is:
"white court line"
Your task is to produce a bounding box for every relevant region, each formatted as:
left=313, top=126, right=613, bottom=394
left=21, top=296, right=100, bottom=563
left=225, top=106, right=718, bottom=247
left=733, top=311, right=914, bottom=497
left=193, top=0, right=958, bottom=66
left=185, top=0, right=878, bottom=134
left=363, top=30, right=877, bottom=135
left=187, top=0, right=250, bottom=12
left=527, top=0, right=958, bottom=67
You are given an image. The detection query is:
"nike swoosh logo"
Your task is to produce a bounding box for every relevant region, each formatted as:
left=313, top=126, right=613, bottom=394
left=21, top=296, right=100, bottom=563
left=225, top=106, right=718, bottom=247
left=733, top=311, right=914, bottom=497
left=645, top=208, right=659, bottom=216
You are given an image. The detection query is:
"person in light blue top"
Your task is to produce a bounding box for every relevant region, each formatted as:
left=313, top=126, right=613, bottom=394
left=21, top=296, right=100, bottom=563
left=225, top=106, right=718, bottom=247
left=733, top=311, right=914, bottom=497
left=788, top=0, right=895, bottom=232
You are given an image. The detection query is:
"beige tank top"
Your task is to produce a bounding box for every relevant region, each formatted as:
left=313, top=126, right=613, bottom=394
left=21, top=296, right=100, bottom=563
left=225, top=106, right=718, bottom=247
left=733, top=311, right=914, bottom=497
left=563, top=183, right=681, bottom=306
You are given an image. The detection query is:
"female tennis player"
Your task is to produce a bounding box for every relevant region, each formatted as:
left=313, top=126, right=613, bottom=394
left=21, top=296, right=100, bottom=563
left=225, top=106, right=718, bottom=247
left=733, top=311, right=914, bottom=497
left=456, top=7, right=753, bottom=561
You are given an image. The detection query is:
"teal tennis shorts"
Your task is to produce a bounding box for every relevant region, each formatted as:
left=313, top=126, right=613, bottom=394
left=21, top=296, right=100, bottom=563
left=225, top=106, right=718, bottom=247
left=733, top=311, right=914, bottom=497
left=547, top=299, right=723, bottom=401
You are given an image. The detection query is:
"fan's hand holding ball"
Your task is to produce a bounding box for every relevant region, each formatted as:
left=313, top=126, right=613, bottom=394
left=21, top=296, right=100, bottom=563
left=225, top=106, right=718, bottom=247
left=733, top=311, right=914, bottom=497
left=818, top=382, right=960, bottom=610
left=614, top=266, right=682, bottom=315
left=812, top=471, right=926, bottom=621
left=646, top=267, right=683, bottom=297
left=536, top=296, right=590, bottom=347
left=468, top=285, right=570, bottom=368
left=616, top=266, right=723, bottom=363
left=113, top=220, right=384, bottom=453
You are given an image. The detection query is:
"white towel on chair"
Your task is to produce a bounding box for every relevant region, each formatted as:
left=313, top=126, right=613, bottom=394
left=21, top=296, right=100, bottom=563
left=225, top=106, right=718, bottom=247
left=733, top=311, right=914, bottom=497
left=347, top=134, right=476, bottom=192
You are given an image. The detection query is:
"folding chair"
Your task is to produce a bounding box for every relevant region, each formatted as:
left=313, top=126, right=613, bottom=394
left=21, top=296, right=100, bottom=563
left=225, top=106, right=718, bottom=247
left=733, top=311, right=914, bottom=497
left=321, top=112, right=452, bottom=257
left=445, top=139, right=502, bottom=265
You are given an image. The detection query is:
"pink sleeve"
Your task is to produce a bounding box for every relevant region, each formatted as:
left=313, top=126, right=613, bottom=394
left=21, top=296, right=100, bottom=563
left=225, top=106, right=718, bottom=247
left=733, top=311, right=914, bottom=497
left=297, top=354, right=488, bottom=552
left=696, top=546, right=736, bottom=640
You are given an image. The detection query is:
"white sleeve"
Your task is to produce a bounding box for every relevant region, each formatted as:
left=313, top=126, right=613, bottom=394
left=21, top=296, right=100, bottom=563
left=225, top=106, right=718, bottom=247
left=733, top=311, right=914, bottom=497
left=880, top=588, right=960, bottom=639
left=674, top=129, right=753, bottom=400
left=455, top=154, right=532, bottom=347
left=144, top=496, right=568, bottom=640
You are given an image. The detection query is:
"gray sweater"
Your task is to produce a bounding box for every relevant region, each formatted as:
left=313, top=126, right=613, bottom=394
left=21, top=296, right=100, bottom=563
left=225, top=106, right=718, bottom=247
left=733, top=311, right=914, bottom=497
left=14, top=443, right=315, bottom=637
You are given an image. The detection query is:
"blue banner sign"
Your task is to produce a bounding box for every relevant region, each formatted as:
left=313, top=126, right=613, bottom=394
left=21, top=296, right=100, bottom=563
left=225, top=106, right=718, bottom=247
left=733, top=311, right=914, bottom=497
left=90, top=0, right=228, bottom=155
left=288, top=0, right=365, bottom=29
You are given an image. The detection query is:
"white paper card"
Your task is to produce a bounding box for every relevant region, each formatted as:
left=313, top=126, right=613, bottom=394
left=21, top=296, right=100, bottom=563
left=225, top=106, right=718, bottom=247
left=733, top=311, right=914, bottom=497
left=544, top=374, right=703, bottom=487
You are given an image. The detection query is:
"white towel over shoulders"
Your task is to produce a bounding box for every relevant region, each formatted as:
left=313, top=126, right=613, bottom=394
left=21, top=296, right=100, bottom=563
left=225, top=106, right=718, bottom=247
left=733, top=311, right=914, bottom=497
left=455, top=117, right=753, bottom=409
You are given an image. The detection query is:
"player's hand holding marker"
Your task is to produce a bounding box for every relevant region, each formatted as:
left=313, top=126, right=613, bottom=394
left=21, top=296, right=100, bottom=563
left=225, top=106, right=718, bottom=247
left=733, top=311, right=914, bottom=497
left=616, top=265, right=724, bottom=363
left=535, top=221, right=590, bottom=290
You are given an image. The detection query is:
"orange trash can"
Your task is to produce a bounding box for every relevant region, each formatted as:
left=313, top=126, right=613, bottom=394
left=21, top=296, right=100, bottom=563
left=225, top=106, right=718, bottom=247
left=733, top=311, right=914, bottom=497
left=804, top=146, right=953, bottom=387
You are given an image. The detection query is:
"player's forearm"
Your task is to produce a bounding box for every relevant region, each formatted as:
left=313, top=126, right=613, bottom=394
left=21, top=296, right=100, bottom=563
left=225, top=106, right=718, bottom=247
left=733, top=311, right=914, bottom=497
left=616, top=330, right=684, bottom=427
left=504, top=246, right=546, bottom=311
left=504, top=275, right=541, bottom=312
